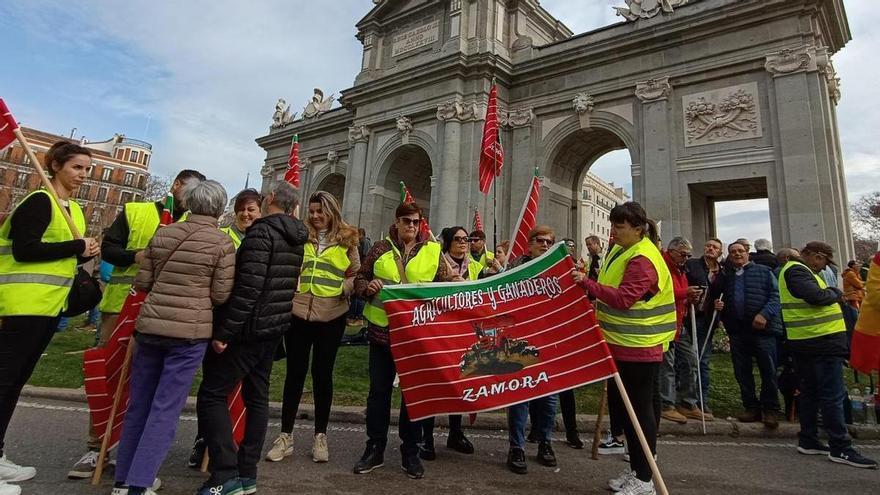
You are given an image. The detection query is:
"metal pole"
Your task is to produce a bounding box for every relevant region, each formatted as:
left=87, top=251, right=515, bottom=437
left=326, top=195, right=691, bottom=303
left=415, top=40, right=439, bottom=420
left=691, top=303, right=707, bottom=435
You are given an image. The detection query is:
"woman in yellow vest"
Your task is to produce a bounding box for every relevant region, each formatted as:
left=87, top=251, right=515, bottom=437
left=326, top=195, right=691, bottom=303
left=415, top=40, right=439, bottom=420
left=265, top=191, right=360, bottom=464
left=352, top=202, right=449, bottom=480
left=0, top=142, right=99, bottom=490
left=219, top=189, right=262, bottom=249
left=418, top=226, right=478, bottom=460
left=572, top=202, right=675, bottom=495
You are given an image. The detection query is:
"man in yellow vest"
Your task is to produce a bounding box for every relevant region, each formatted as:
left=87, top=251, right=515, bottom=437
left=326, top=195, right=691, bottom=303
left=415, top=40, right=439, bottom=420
left=68, top=169, right=205, bottom=480
left=779, top=241, right=877, bottom=469
left=469, top=229, right=500, bottom=274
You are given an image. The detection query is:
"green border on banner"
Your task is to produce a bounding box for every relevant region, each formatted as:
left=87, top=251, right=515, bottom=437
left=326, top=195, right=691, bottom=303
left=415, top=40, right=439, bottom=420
left=380, top=242, right=569, bottom=302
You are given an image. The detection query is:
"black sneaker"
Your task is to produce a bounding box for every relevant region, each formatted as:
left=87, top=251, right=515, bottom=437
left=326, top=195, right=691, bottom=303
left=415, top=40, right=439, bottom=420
left=353, top=445, right=384, bottom=474
left=597, top=436, right=625, bottom=455
left=536, top=441, right=557, bottom=467
left=401, top=454, right=425, bottom=479
left=446, top=431, right=474, bottom=454
left=188, top=438, right=206, bottom=469
left=797, top=440, right=830, bottom=456
left=565, top=430, right=584, bottom=450
left=828, top=449, right=879, bottom=469
left=507, top=447, right=527, bottom=474
left=418, top=436, right=436, bottom=461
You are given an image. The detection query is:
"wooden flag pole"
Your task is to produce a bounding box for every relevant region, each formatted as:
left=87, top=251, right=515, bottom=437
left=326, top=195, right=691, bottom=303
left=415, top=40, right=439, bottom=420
left=91, top=339, right=135, bottom=486
left=590, top=381, right=609, bottom=460
left=12, top=128, right=82, bottom=239
left=612, top=372, right=669, bottom=495
left=200, top=450, right=210, bottom=473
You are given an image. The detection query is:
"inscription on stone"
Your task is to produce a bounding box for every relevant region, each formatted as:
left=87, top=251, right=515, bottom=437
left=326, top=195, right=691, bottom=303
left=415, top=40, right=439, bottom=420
left=392, top=20, right=440, bottom=57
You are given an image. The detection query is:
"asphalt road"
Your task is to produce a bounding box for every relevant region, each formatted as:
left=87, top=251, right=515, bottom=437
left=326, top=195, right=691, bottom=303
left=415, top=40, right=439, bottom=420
left=5, top=398, right=879, bottom=494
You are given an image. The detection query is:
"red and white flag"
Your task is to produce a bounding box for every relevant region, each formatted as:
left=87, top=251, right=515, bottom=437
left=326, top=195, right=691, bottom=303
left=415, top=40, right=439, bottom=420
left=0, top=98, right=19, bottom=151
left=381, top=243, right=616, bottom=420
left=285, top=134, right=300, bottom=188
left=472, top=209, right=483, bottom=232
left=400, top=181, right=432, bottom=240
left=478, top=84, right=503, bottom=194
left=508, top=169, right=541, bottom=262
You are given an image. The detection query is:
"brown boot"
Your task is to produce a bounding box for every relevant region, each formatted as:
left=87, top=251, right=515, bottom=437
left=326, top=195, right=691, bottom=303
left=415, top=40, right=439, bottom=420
left=677, top=405, right=713, bottom=422
left=660, top=407, right=688, bottom=424
left=762, top=410, right=780, bottom=429
left=736, top=409, right=762, bottom=423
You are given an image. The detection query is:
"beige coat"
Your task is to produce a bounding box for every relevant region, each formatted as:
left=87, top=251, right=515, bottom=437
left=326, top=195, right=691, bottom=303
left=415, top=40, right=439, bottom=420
left=292, top=225, right=360, bottom=322
left=134, top=214, right=236, bottom=340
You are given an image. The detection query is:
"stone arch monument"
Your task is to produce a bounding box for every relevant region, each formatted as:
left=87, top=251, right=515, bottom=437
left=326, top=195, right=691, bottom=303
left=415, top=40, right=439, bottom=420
left=257, top=0, right=853, bottom=257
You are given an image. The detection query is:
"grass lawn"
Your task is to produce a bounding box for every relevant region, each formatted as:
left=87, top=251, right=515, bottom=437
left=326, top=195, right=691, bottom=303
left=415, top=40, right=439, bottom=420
left=28, top=322, right=871, bottom=419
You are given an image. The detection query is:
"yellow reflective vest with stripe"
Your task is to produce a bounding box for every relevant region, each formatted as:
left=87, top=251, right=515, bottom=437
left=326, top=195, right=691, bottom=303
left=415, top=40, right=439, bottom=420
left=777, top=261, right=846, bottom=340
left=220, top=226, right=244, bottom=250
left=595, top=236, right=677, bottom=348
left=298, top=243, right=351, bottom=297
left=0, top=190, right=86, bottom=317
left=472, top=250, right=494, bottom=270
left=363, top=238, right=441, bottom=328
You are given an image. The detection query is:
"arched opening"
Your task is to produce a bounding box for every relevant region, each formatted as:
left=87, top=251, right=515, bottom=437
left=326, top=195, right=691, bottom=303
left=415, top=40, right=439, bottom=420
left=377, top=143, right=432, bottom=233
left=315, top=173, right=346, bottom=207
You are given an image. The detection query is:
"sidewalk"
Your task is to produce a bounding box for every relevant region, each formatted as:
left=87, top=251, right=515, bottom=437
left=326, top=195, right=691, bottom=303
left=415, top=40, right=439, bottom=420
left=21, top=385, right=880, bottom=440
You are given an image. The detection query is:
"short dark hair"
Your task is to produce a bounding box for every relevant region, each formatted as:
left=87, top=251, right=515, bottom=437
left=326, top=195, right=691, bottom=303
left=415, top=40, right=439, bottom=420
left=175, top=169, right=206, bottom=182
left=441, top=226, right=468, bottom=253
left=45, top=141, right=91, bottom=175
left=848, top=260, right=857, bottom=268
left=707, top=237, right=723, bottom=247
left=470, top=229, right=486, bottom=240
left=233, top=188, right=262, bottom=213
left=395, top=202, right=421, bottom=219
left=609, top=202, right=648, bottom=234
left=728, top=242, right=747, bottom=252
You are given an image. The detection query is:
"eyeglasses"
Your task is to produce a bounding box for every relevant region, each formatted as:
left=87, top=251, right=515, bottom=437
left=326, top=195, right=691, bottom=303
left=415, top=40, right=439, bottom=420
left=398, top=217, right=422, bottom=226
left=532, top=237, right=553, bottom=246
left=671, top=249, right=692, bottom=259
left=468, top=238, right=482, bottom=243
left=453, top=236, right=469, bottom=243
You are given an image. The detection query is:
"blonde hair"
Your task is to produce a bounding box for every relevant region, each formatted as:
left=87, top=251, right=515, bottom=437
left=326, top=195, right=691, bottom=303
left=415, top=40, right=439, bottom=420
left=307, top=191, right=357, bottom=248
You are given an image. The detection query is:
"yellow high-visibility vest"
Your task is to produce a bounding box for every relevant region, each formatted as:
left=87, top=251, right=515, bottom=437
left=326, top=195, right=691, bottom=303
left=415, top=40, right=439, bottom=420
left=0, top=190, right=86, bottom=316
left=471, top=250, right=495, bottom=270
left=595, top=236, right=677, bottom=348
left=778, top=261, right=845, bottom=340
left=298, top=243, right=351, bottom=297
left=363, top=238, right=441, bottom=328
left=220, top=225, right=244, bottom=250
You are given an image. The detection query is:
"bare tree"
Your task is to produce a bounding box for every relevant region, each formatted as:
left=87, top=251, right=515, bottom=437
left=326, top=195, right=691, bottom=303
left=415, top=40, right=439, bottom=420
left=144, top=174, right=173, bottom=202
left=854, top=236, right=879, bottom=262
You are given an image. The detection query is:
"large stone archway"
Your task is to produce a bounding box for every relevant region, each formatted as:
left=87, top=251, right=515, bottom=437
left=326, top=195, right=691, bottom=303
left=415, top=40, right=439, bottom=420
left=313, top=172, right=346, bottom=206
left=373, top=142, right=433, bottom=235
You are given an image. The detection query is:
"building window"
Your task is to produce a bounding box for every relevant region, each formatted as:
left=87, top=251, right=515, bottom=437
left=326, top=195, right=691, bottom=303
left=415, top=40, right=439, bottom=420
left=78, top=185, right=90, bottom=200
left=134, top=194, right=142, bottom=202
left=138, top=174, right=146, bottom=189
left=115, top=148, right=124, bottom=160
left=120, top=191, right=132, bottom=204
left=130, top=150, right=140, bottom=163
left=15, top=172, right=28, bottom=189
left=102, top=167, right=113, bottom=181
left=124, top=172, right=134, bottom=186
left=143, top=154, right=150, bottom=167
left=96, top=187, right=108, bottom=202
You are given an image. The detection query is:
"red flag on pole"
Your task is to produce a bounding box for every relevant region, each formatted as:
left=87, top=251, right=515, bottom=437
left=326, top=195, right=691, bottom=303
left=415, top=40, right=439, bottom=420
left=0, top=98, right=19, bottom=151
left=159, top=193, right=174, bottom=226
left=509, top=168, right=540, bottom=262
left=285, top=134, right=300, bottom=188
left=473, top=209, right=484, bottom=232
left=400, top=181, right=432, bottom=239
left=478, top=84, right=503, bottom=194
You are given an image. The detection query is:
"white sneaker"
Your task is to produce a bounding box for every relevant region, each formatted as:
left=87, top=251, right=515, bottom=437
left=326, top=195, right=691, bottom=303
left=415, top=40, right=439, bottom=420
left=0, top=481, right=21, bottom=495
left=0, top=456, right=35, bottom=482
left=617, top=477, right=656, bottom=495
left=265, top=432, right=293, bottom=462
left=110, top=478, right=161, bottom=495
left=67, top=450, right=100, bottom=479
left=608, top=470, right=635, bottom=492
left=312, top=433, right=329, bottom=463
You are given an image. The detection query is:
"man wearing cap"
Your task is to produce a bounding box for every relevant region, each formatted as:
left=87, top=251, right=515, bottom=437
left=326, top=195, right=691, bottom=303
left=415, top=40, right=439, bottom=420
left=778, top=241, right=877, bottom=469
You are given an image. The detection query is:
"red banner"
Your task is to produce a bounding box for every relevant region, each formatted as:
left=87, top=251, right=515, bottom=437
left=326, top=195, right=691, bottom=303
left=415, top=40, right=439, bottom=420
left=382, top=243, right=616, bottom=421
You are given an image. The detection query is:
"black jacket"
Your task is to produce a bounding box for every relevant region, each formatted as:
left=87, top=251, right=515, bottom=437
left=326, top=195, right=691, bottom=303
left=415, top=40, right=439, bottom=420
left=684, top=256, right=722, bottom=316
left=751, top=250, right=779, bottom=271
left=102, top=201, right=186, bottom=267
left=782, top=262, right=848, bottom=356
left=215, top=213, right=308, bottom=343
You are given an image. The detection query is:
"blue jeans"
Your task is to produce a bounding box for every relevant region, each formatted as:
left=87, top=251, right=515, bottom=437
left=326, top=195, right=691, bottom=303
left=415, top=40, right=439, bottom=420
left=728, top=331, right=780, bottom=412
left=349, top=297, right=365, bottom=319
left=508, top=395, right=557, bottom=448
left=794, top=353, right=851, bottom=452
left=87, top=305, right=100, bottom=326
left=658, top=328, right=698, bottom=409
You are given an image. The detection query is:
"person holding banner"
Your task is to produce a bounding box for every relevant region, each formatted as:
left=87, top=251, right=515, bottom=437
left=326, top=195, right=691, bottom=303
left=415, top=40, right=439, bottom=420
left=113, top=180, right=235, bottom=495
left=0, top=142, right=98, bottom=493
left=70, top=169, right=205, bottom=480
left=573, top=202, right=675, bottom=495
left=353, top=202, right=449, bottom=479
left=419, top=226, right=478, bottom=460
left=266, top=191, right=360, bottom=464
left=506, top=226, right=559, bottom=475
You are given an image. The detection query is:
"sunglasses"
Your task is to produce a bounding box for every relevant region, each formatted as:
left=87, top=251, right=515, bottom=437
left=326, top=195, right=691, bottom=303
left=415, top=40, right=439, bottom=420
left=671, top=249, right=692, bottom=259
left=398, top=217, right=422, bottom=226
left=453, top=236, right=469, bottom=243
left=532, top=237, right=553, bottom=246
left=468, top=238, right=482, bottom=243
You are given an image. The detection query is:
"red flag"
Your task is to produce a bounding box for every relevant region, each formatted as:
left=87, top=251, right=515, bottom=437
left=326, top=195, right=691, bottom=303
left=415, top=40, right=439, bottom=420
left=0, top=98, right=19, bottom=151
left=478, top=84, right=503, bottom=194
left=159, top=193, right=174, bottom=226
left=400, top=181, right=432, bottom=239
left=285, top=135, right=300, bottom=188
left=508, top=169, right=540, bottom=262
left=472, top=209, right=483, bottom=232
left=852, top=251, right=880, bottom=373
left=227, top=383, right=247, bottom=445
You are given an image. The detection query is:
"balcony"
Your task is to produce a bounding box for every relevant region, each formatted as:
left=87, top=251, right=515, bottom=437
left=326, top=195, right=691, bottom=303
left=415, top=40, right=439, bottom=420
left=119, top=137, right=152, bottom=150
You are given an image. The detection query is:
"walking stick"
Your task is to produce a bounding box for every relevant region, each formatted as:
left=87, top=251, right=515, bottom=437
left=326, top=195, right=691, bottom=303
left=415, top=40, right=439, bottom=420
left=691, top=304, right=707, bottom=435
left=699, top=293, right=723, bottom=361
left=591, top=381, right=608, bottom=460
left=612, top=373, right=669, bottom=495
left=92, top=340, right=135, bottom=485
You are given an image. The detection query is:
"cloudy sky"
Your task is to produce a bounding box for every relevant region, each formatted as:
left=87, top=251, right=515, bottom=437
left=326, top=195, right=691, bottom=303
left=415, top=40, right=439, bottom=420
left=1, top=0, right=875, bottom=247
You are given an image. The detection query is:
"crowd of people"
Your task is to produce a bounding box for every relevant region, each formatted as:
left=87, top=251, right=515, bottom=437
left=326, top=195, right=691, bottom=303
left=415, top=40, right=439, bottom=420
left=0, top=140, right=877, bottom=495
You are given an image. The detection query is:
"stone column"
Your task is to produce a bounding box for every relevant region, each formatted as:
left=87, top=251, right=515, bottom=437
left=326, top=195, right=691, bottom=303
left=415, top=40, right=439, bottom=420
left=435, top=107, right=462, bottom=229
left=344, top=124, right=370, bottom=229
left=635, top=77, right=676, bottom=236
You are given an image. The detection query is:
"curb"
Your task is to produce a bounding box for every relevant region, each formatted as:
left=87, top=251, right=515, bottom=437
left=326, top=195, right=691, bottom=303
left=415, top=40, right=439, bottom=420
left=20, top=385, right=880, bottom=440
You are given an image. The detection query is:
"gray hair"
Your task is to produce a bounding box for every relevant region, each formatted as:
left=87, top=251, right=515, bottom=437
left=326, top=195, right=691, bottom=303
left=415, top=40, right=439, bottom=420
left=754, top=238, right=773, bottom=251
left=270, top=181, right=300, bottom=214
left=183, top=180, right=228, bottom=218
left=667, top=236, right=692, bottom=252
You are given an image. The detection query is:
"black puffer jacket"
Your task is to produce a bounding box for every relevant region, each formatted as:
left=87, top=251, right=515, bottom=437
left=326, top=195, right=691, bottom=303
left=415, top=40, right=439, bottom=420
left=215, top=213, right=308, bottom=343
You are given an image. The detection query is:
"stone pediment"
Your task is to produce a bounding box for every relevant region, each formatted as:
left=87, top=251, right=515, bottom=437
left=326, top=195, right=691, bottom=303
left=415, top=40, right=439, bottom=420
left=357, top=0, right=435, bottom=29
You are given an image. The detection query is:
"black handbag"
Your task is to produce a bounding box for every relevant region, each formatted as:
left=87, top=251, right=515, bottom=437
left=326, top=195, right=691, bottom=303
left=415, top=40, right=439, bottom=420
left=61, top=266, right=103, bottom=317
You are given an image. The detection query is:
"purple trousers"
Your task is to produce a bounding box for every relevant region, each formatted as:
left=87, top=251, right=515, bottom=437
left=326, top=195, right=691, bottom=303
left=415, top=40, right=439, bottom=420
left=115, top=340, right=207, bottom=488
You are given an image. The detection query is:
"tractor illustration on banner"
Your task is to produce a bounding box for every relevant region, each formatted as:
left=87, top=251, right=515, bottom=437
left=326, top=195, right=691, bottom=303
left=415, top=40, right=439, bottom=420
left=459, top=314, right=539, bottom=377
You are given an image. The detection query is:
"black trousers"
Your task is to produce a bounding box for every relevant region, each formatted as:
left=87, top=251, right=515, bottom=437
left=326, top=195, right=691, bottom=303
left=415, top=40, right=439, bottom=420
left=197, top=339, right=278, bottom=484
left=420, top=414, right=463, bottom=441
left=608, top=361, right=660, bottom=483
left=529, top=389, right=578, bottom=434
left=0, top=315, right=58, bottom=455
left=365, top=343, right=420, bottom=457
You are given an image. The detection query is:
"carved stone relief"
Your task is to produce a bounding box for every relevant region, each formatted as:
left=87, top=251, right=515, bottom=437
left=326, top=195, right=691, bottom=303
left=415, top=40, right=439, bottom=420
left=436, top=100, right=479, bottom=122
left=396, top=115, right=413, bottom=144
left=764, top=46, right=818, bottom=77
left=614, top=0, right=695, bottom=22
left=270, top=98, right=296, bottom=128
left=683, top=82, right=762, bottom=147
left=824, top=62, right=841, bottom=105
left=572, top=92, right=595, bottom=129
left=302, top=88, right=335, bottom=119
left=635, top=76, right=672, bottom=103
left=499, top=108, right=534, bottom=129
left=348, top=125, right=370, bottom=147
